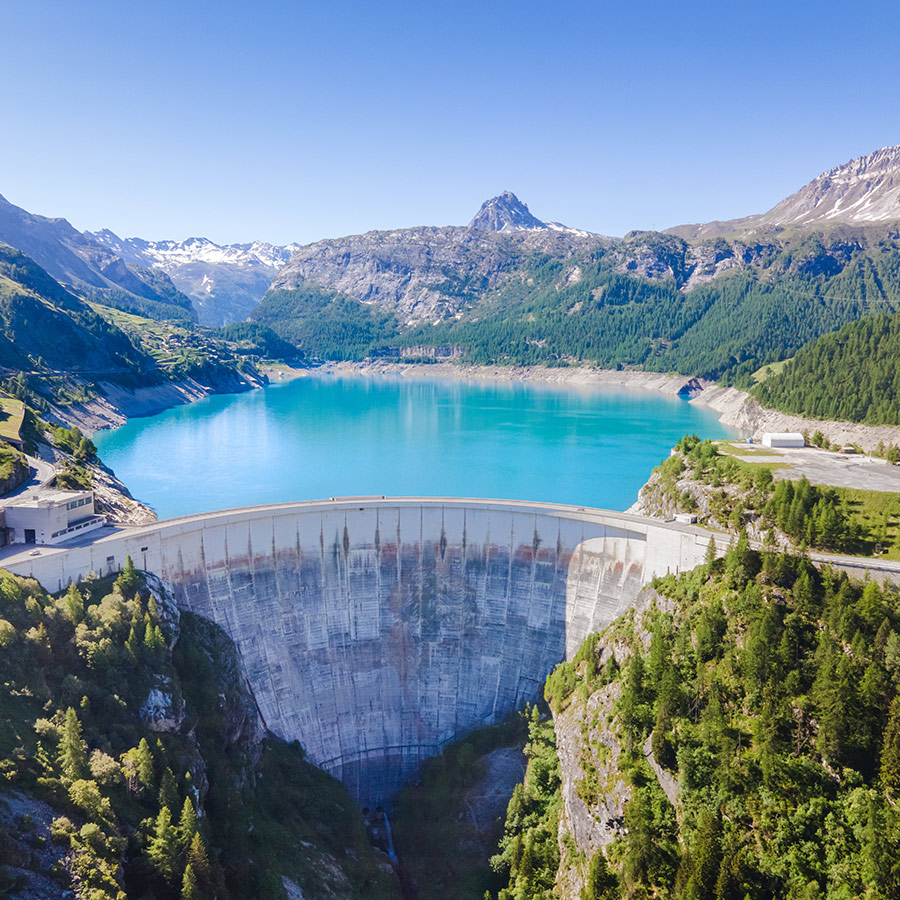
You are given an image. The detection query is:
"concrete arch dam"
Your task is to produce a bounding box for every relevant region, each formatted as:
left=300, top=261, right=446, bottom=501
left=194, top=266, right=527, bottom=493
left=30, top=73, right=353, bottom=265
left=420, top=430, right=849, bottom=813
left=5, top=498, right=716, bottom=804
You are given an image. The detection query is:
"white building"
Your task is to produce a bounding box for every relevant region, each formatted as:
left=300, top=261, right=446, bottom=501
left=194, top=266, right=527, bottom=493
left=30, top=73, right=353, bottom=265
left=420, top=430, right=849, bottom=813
left=762, top=432, right=805, bottom=448
left=4, top=490, right=105, bottom=546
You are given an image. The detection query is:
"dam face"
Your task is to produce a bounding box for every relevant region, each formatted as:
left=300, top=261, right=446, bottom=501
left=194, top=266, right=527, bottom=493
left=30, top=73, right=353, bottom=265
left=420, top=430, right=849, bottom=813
left=5, top=498, right=715, bottom=804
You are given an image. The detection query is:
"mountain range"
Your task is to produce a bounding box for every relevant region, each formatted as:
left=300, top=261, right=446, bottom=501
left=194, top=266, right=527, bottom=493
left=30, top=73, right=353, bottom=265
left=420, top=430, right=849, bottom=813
left=2, top=145, right=900, bottom=382
left=86, top=231, right=301, bottom=326
left=0, top=194, right=196, bottom=323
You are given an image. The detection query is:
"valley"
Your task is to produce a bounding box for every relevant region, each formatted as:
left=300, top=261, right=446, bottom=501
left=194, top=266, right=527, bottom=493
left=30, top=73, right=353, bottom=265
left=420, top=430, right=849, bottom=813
left=4, top=143, right=900, bottom=900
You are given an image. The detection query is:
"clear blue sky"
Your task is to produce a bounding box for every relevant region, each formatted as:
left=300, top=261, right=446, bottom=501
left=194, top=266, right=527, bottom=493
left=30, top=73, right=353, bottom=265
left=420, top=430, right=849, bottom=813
left=2, top=0, right=898, bottom=245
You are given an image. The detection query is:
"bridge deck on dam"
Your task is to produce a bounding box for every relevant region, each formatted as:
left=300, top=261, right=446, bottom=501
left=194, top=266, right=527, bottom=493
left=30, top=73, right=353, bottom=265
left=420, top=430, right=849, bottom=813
left=2, top=497, right=720, bottom=804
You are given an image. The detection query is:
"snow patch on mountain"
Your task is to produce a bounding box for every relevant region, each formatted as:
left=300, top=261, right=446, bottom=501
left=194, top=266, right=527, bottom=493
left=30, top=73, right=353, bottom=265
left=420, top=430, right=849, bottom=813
left=760, top=145, right=900, bottom=227
left=86, top=231, right=302, bottom=325
left=89, top=231, right=300, bottom=270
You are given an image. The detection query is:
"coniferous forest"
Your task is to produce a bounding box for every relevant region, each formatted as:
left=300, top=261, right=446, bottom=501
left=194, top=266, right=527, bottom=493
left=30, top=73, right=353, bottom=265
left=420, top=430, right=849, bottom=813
left=496, top=542, right=900, bottom=900
left=252, top=228, right=900, bottom=388
left=752, top=311, right=900, bottom=426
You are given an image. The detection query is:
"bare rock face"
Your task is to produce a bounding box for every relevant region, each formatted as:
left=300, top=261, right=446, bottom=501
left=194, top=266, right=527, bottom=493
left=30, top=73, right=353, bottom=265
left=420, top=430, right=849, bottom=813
left=0, top=790, right=75, bottom=900
left=555, top=678, right=629, bottom=899
left=140, top=684, right=183, bottom=733
left=671, top=145, right=900, bottom=239
left=270, top=224, right=601, bottom=325
left=468, top=191, right=548, bottom=232
left=760, top=145, right=900, bottom=227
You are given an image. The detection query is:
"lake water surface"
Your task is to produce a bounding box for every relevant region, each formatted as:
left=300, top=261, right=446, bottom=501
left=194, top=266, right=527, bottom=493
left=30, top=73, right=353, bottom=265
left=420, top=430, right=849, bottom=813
left=93, top=374, right=737, bottom=519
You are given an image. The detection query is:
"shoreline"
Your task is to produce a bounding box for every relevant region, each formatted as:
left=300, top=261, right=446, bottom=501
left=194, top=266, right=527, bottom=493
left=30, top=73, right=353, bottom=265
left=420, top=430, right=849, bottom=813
left=56, top=358, right=900, bottom=461
left=307, top=359, right=708, bottom=396
left=300, top=360, right=900, bottom=454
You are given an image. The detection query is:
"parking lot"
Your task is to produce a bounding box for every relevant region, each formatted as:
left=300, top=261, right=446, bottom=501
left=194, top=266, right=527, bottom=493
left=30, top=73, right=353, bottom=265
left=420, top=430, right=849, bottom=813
left=721, top=442, right=900, bottom=493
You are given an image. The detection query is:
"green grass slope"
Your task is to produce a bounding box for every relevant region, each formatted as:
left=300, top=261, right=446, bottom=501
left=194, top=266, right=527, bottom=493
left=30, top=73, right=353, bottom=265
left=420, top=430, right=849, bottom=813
left=0, top=243, right=158, bottom=379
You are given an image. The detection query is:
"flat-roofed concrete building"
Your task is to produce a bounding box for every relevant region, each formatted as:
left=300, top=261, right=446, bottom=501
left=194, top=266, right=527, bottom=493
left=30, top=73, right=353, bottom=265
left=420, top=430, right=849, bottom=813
left=4, top=490, right=105, bottom=545
left=762, top=432, right=806, bottom=448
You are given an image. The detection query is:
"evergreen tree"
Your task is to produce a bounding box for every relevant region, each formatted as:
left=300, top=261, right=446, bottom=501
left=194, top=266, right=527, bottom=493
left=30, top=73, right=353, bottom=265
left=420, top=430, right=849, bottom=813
left=136, top=737, right=155, bottom=791
left=147, top=806, right=180, bottom=883
left=187, top=831, right=211, bottom=883
left=683, top=810, right=723, bottom=900
left=62, top=583, right=84, bottom=625
left=181, top=863, right=200, bottom=900
left=159, top=767, right=179, bottom=813
left=57, top=707, right=88, bottom=782
left=582, top=848, right=618, bottom=900
left=179, top=796, right=198, bottom=850
left=880, top=695, right=900, bottom=798
left=116, top=554, right=140, bottom=595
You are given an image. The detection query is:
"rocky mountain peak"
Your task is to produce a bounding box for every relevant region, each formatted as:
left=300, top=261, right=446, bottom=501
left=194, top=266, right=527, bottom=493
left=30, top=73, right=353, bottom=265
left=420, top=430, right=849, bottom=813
left=760, top=144, right=900, bottom=227
left=468, top=191, right=548, bottom=232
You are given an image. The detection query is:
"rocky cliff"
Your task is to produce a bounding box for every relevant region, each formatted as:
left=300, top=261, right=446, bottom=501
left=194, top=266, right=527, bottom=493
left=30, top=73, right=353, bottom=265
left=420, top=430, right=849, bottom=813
left=495, top=541, right=900, bottom=899
left=268, top=221, right=602, bottom=325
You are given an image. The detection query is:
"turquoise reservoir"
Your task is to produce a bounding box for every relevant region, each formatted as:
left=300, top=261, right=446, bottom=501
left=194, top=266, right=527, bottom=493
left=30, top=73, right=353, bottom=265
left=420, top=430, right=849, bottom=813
left=93, top=374, right=737, bottom=519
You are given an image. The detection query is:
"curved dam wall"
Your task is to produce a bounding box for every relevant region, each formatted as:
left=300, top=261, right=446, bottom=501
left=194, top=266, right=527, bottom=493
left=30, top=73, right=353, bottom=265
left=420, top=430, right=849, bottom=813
left=5, top=498, right=717, bottom=804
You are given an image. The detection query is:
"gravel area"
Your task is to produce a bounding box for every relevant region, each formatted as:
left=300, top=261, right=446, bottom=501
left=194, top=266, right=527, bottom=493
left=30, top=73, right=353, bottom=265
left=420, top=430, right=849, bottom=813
left=724, top=443, right=900, bottom=492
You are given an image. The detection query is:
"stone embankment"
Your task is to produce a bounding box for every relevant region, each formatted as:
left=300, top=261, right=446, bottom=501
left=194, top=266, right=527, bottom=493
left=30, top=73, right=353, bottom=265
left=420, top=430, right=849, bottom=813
left=48, top=369, right=267, bottom=436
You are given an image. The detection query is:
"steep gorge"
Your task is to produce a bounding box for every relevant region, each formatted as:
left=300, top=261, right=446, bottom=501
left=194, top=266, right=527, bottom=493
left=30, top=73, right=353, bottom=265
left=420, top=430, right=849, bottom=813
left=7, top=499, right=716, bottom=806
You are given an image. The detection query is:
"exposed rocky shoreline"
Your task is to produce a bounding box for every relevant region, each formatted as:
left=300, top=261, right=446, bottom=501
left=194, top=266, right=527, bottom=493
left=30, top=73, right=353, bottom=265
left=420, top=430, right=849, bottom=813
left=310, top=360, right=900, bottom=454
left=39, top=359, right=900, bottom=529
left=50, top=370, right=267, bottom=436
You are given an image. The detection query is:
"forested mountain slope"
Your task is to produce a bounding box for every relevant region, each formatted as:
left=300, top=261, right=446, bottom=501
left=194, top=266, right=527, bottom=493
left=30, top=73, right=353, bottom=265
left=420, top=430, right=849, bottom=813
left=492, top=543, right=900, bottom=899
left=253, top=149, right=900, bottom=380
left=752, top=311, right=900, bottom=425
left=258, top=225, right=900, bottom=382
left=0, top=565, right=399, bottom=900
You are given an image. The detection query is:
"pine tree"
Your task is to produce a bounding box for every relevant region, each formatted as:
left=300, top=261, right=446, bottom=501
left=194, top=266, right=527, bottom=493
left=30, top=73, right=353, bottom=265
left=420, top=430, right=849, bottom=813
left=179, top=796, right=198, bottom=850
left=126, top=623, right=140, bottom=658
left=116, top=554, right=140, bottom=595
left=136, top=737, right=155, bottom=791
left=683, top=810, right=723, bottom=900
left=147, top=806, right=180, bottom=882
left=57, top=707, right=88, bottom=782
left=582, top=848, right=618, bottom=899
left=181, top=863, right=200, bottom=900
left=880, top=695, right=900, bottom=797
left=62, top=584, right=84, bottom=625
left=159, top=767, right=179, bottom=813
left=187, top=832, right=211, bottom=883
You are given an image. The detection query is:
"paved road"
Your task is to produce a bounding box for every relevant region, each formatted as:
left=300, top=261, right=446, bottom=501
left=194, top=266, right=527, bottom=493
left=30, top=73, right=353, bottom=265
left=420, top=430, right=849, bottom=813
left=6, top=451, right=57, bottom=499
